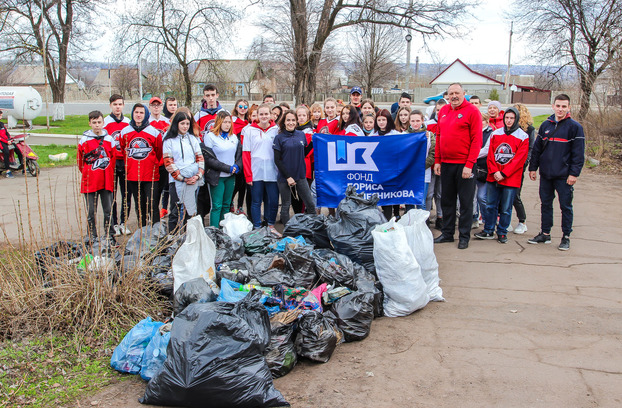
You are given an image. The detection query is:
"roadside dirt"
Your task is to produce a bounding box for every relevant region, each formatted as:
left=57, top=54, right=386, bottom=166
left=2, top=167, right=621, bottom=408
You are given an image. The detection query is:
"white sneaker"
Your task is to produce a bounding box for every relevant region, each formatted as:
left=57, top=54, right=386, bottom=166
left=513, top=222, right=528, bottom=234
left=507, top=224, right=514, bottom=232
left=113, top=225, right=122, bottom=237
left=120, top=223, right=131, bottom=235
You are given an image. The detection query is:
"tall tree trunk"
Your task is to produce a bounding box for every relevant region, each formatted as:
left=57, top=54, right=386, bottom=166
left=577, top=71, right=596, bottom=120
left=182, top=63, right=192, bottom=108
left=291, top=0, right=309, bottom=104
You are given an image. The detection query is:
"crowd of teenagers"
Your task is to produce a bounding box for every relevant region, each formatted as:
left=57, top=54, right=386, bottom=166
left=77, top=82, right=585, bottom=252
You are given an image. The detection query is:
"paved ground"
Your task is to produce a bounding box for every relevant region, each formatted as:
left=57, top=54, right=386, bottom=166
left=2, top=166, right=620, bottom=408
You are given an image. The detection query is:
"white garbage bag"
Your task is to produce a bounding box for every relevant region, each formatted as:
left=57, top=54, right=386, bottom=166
left=372, top=219, right=429, bottom=317
left=398, top=209, right=444, bottom=301
left=172, top=215, right=216, bottom=293
left=220, top=212, right=253, bottom=240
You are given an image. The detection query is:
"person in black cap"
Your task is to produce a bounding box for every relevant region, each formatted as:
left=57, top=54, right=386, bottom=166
left=350, top=86, right=363, bottom=118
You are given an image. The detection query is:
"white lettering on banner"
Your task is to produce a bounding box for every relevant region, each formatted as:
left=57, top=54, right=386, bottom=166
left=347, top=183, right=384, bottom=191
left=346, top=173, right=374, bottom=182
left=327, top=141, right=379, bottom=171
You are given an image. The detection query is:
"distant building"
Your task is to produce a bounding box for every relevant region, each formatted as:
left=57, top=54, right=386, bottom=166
left=430, top=59, right=550, bottom=104
left=6, top=65, right=80, bottom=95
left=91, top=68, right=145, bottom=99
left=193, top=59, right=273, bottom=98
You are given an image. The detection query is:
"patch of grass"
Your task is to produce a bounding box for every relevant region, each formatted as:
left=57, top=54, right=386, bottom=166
left=30, top=115, right=89, bottom=135
left=0, top=334, right=131, bottom=408
left=30, top=144, right=77, bottom=168
left=533, top=114, right=548, bottom=129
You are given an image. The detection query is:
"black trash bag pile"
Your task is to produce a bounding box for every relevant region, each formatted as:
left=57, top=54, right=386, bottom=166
left=326, top=186, right=386, bottom=274
left=249, top=254, right=296, bottom=288
left=141, top=290, right=289, bottom=408
left=283, top=245, right=317, bottom=289
left=265, top=321, right=297, bottom=378
left=240, top=227, right=281, bottom=255
left=204, top=227, right=245, bottom=264
left=283, top=214, right=332, bottom=249
left=173, top=277, right=219, bottom=316
left=294, top=311, right=343, bottom=363
left=325, top=291, right=375, bottom=342
left=215, top=263, right=250, bottom=286
left=34, top=241, right=83, bottom=277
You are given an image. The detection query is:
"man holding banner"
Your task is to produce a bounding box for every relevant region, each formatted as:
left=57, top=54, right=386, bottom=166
left=313, top=132, right=428, bottom=210
left=433, top=83, right=483, bottom=249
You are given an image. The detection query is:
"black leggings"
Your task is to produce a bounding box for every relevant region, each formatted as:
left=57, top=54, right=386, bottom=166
left=127, top=181, right=160, bottom=227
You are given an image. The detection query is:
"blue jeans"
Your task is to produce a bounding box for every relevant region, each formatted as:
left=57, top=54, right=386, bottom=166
left=483, top=182, right=517, bottom=235
left=539, top=177, right=574, bottom=236
left=474, top=180, right=487, bottom=223
left=250, top=181, right=279, bottom=228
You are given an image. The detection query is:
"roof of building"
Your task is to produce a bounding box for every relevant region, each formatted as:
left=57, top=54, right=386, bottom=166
left=193, top=59, right=263, bottom=83
left=7, top=65, right=77, bottom=86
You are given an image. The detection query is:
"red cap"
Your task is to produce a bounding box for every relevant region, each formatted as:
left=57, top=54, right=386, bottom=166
left=149, top=96, right=163, bottom=105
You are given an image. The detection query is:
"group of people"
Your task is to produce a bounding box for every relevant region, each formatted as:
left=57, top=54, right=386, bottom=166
left=76, top=82, right=585, bottom=252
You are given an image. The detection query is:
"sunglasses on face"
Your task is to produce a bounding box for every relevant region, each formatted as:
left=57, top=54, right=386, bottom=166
left=238, top=105, right=248, bottom=109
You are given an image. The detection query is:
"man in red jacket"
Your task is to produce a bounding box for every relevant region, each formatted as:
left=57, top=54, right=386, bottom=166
left=433, top=83, right=482, bottom=249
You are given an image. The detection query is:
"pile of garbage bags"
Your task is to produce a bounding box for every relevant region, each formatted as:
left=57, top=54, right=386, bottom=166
left=104, top=187, right=444, bottom=407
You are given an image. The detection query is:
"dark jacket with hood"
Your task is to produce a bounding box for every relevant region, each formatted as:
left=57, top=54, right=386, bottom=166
left=119, top=104, right=162, bottom=182
left=528, top=113, right=585, bottom=179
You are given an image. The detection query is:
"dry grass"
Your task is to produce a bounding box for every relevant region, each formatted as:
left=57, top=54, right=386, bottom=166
left=0, top=169, right=171, bottom=342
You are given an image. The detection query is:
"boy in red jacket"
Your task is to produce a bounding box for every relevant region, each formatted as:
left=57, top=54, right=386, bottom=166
left=120, top=104, right=163, bottom=227
left=474, top=107, right=529, bottom=243
left=78, top=111, right=117, bottom=240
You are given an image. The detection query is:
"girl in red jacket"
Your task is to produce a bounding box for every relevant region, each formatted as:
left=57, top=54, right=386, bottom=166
left=78, top=111, right=117, bottom=240
left=120, top=104, right=163, bottom=227
left=474, top=107, right=529, bottom=243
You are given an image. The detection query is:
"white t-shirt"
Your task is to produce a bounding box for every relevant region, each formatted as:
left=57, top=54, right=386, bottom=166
left=242, top=124, right=280, bottom=182
left=204, top=131, right=239, bottom=177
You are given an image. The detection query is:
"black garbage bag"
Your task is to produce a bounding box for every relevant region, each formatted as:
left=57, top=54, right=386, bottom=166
left=150, top=254, right=172, bottom=275
left=253, top=268, right=296, bottom=288
left=141, top=290, right=289, bottom=408
left=34, top=241, right=83, bottom=276
left=215, top=263, right=250, bottom=286
left=325, top=291, right=374, bottom=342
left=153, top=271, right=174, bottom=298
left=326, top=186, right=386, bottom=273
left=120, top=254, right=146, bottom=274
left=311, top=248, right=358, bottom=289
left=283, top=214, right=332, bottom=249
left=204, top=227, right=245, bottom=264
left=173, top=277, right=218, bottom=316
left=240, top=227, right=280, bottom=255
left=283, top=245, right=317, bottom=289
left=265, top=321, right=297, bottom=378
left=353, top=265, right=384, bottom=318
left=126, top=222, right=168, bottom=257
left=294, top=311, right=342, bottom=363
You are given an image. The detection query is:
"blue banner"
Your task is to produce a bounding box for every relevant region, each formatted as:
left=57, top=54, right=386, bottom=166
left=313, top=132, right=427, bottom=207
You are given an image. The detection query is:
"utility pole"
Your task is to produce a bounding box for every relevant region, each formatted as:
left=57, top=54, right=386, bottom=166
left=404, top=0, right=413, bottom=92
left=504, top=21, right=513, bottom=104
left=108, top=57, right=112, bottom=97
left=138, top=54, right=143, bottom=102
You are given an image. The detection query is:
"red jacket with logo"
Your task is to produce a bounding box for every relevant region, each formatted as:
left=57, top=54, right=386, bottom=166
left=120, top=125, right=162, bottom=182
left=77, top=130, right=116, bottom=193
left=149, top=116, right=170, bottom=134
left=485, top=127, right=529, bottom=188
left=315, top=117, right=340, bottom=135
left=435, top=100, right=482, bottom=169
left=103, top=114, right=130, bottom=160
left=489, top=111, right=505, bottom=130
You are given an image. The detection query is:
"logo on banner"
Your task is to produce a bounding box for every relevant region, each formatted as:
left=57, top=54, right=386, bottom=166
left=494, top=143, right=514, bottom=164
left=127, top=137, right=153, bottom=160
left=327, top=140, right=379, bottom=171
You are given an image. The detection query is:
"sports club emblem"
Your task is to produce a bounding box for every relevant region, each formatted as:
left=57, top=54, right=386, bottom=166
left=204, top=118, right=216, bottom=131
left=494, top=143, right=514, bottom=165
left=127, top=137, right=153, bottom=160
left=92, top=151, right=110, bottom=171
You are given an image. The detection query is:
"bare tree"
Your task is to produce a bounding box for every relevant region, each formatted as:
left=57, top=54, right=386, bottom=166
left=121, top=0, right=240, bottom=108
left=112, top=65, right=139, bottom=99
left=255, top=0, right=473, bottom=104
left=0, top=0, right=97, bottom=119
left=347, top=23, right=402, bottom=98
left=513, top=0, right=622, bottom=119
left=0, top=61, right=14, bottom=85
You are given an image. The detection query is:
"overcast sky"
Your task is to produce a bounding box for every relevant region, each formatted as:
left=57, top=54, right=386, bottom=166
left=101, top=0, right=526, bottom=66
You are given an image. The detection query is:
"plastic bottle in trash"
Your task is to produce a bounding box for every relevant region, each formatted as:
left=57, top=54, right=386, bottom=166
left=78, top=254, right=94, bottom=270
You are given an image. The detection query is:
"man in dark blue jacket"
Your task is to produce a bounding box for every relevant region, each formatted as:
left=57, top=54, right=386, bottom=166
left=527, top=94, right=585, bottom=251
